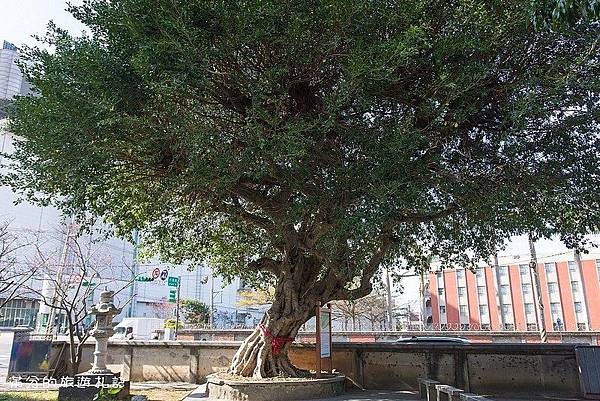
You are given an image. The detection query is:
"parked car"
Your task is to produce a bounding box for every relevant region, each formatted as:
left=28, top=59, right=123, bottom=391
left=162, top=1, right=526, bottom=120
left=396, top=336, right=472, bottom=344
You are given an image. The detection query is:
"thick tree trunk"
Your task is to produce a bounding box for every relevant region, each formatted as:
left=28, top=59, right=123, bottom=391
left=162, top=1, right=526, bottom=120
left=228, top=242, right=378, bottom=378
left=229, top=272, right=316, bottom=378
left=228, top=303, right=314, bottom=378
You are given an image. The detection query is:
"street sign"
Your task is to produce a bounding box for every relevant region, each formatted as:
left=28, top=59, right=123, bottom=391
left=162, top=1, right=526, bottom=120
left=160, top=269, right=168, bottom=281
left=168, top=277, right=179, bottom=287
left=168, top=288, right=176, bottom=303
left=152, top=268, right=160, bottom=279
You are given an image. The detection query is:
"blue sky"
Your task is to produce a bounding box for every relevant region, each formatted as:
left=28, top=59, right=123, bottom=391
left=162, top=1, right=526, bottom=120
left=0, top=0, right=87, bottom=48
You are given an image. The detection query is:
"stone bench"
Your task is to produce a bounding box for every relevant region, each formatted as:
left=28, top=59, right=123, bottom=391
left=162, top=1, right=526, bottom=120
left=459, top=393, right=492, bottom=401
left=436, top=384, right=465, bottom=401
left=418, top=378, right=440, bottom=400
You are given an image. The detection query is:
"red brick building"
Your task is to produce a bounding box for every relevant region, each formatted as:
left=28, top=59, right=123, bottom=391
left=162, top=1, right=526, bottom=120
left=427, top=256, right=600, bottom=333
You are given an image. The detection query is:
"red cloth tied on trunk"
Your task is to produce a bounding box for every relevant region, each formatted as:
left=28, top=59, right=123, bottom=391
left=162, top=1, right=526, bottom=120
left=259, top=324, right=294, bottom=355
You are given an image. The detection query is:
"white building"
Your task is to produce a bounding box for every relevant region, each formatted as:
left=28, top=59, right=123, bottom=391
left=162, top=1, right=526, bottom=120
left=0, top=41, right=30, bottom=100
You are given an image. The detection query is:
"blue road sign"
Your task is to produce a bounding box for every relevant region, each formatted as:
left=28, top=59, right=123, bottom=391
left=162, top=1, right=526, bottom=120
left=160, top=269, right=168, bottom=281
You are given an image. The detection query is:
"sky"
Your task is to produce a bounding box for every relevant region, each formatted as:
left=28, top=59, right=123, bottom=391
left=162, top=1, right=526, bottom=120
left=0, top=0, right=87, bottom=49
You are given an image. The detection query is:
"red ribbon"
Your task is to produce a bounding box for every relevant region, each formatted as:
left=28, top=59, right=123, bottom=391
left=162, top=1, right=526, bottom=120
left=259, top=324, right=294, bottom=356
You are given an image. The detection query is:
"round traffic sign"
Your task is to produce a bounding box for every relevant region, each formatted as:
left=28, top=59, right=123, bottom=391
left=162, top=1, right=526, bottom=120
left=160, top=269, right=169, bottom=281
left=152, top=268, right=160, bottom=279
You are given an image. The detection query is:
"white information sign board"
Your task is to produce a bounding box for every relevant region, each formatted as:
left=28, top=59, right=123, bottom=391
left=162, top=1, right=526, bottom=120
left=319, top=308, right=331, bottom=358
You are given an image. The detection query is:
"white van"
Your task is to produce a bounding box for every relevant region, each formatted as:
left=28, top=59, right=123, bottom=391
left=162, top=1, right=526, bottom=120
left=112, top=318, right=164, bottom=340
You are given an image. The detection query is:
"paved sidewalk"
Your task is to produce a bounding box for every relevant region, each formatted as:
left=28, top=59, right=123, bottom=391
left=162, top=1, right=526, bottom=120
left=182, top=385, right=588, bottom=401
left=183, top=385, right=420, bottom=401
left=0, top=380, right=198, bottom=393
left=131, top=381, right=198, bottom=391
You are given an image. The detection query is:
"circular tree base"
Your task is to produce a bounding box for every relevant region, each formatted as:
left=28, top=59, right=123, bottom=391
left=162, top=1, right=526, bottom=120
left=206, top=373, right=346, bottom=401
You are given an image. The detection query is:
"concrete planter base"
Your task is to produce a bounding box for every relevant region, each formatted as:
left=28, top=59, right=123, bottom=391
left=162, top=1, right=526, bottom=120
left=206, top=374, right=346, bottom=401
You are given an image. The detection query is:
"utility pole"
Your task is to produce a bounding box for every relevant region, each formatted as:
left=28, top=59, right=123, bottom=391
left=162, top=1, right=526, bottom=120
left=174, top=276, right=181, bottom=340
left=128, top=230, right=139, bottom=318
left=419, top=270, right=425, bottom=330
left=529, top=234, right=548, bottom=343
left=45, top=216, right=75, bottom=336
left=493, top=254, right=506, bottom=329
left=209, top=272, right=215, bottom=329
left=385, top=268, right=394, bottom=331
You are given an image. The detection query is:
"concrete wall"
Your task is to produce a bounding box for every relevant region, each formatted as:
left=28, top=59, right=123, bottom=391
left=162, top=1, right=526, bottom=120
left=55, top=340, right=585, bottom=399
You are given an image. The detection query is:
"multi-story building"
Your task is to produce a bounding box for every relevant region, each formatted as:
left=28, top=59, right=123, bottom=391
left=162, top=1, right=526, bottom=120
left=426, top=235, right=600, bottom=333
left=0, top=40, right=30, bottom=100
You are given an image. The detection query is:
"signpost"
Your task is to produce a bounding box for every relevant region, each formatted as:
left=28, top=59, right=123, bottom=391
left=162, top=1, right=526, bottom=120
left=160, top=269, right=169, bottom=281
left=315, top=302, right=332, bottom=378
left=168, top=276, right=182, bottom=339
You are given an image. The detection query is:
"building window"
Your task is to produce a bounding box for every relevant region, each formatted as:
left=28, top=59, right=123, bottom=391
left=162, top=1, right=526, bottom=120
left=500, top=285, right=509, bottom=295
left=457, top=270, right=465, bottom=280
left=519, top=264, right=528, bottom=275
left=548, top=283, right=558, bottom=293
left=476, top=268, right=484, bottom=278
left=574, top=302, right=583, bottom=313
left=460, top=323, right=470, bottom=330
left=481, top=323, right=490, bottom=331
left=479, top=305, right=488, bottom=316
left=436, top=271, right=442, bottom=278
left=524, top=303, right=535, bottom=315
left=545, top=263, right=555, bottom=275
left=458, top=287, right=466, bottom=296
left=438, top=288, right=444, bottom=296
left=504, top=323, right=515, bottom=331
left=527, top=323, right=538, bottom=331
left=440, top=306, right=446, bottom=314
left=596, top=259, right=600, bottom=280
left=459, top=305, right=468, bottom=316
left=571, top=281, right=579, bottom=293
left=522, top=284, right=531, bottom=294
left=498, top=266, right=508, bottom=276
left=477, top=286, right=486, bottom=296
left=568, top=261, right=578, bottom=273
left=501, top=304, right=512, bottom=316
left=577, top=323, right=587, bottom=331
left=0, top=299, right=39, bottom=328
left=550, top=302, right=561, bottom=316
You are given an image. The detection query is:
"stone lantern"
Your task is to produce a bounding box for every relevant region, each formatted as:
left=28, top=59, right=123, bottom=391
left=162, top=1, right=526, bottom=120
left=60, top=290, right=125, bottom=401
left=87, top=290, right=121, bottom=374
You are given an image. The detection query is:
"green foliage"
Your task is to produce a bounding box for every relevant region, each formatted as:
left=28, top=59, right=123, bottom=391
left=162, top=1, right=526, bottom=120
left=0, top=99, right=13, bottom=120
left=4, top=1, right=600, bottom=301
left=164, top=318, right=183, bottom=329
left=93, top=387, right=121, bottom=401
left=531, top=0, right=600, bottom=29
left=181, top=299, right=209, bottom=325
left=0, top=392, right=56, bottom=401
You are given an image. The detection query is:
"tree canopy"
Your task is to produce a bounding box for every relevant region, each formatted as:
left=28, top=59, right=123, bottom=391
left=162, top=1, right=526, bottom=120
left=181, top=299, right=210, bottom=325
left=8, top=1, right=600, bottom=281
left=5, top=0, right=600, bottom=378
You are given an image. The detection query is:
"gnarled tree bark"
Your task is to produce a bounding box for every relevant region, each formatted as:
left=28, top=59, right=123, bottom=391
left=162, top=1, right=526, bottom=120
left=229, top=227, right=392, bottom=378
left=229, top=255, right=321, bottom=378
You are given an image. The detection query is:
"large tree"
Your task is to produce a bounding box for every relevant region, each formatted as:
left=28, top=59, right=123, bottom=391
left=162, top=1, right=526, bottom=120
left=4, top=1, right=600, bottom=378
